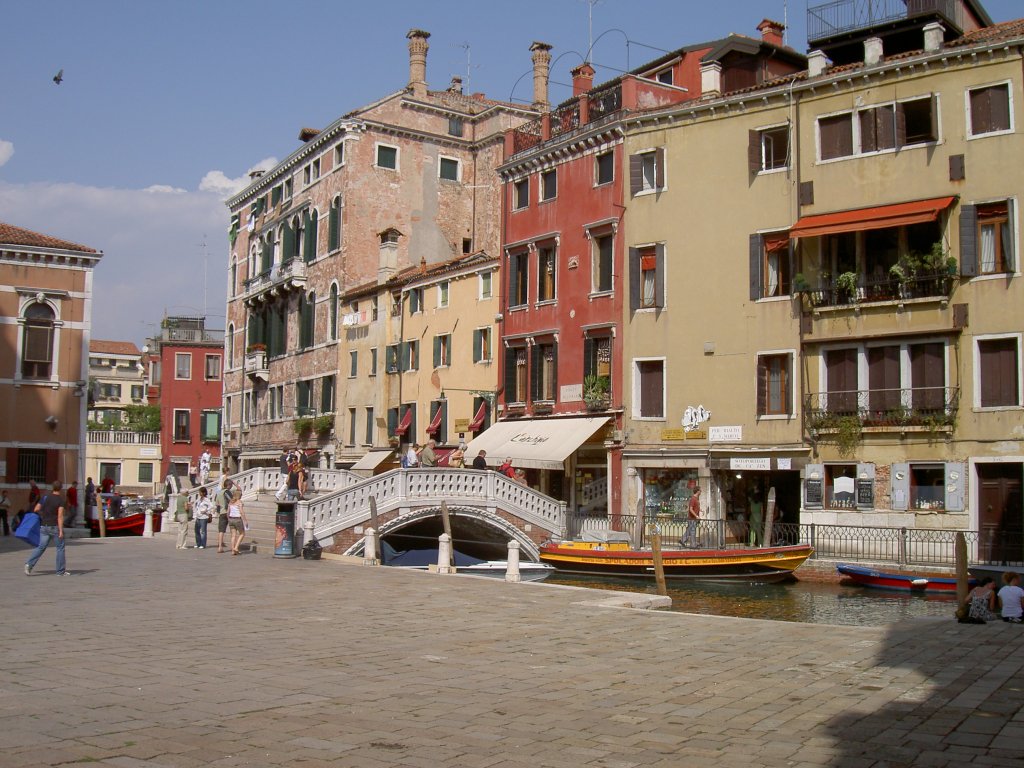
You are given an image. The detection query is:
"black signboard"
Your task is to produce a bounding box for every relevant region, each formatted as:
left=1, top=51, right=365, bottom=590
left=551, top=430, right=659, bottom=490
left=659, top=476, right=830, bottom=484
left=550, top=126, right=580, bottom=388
left=805, top=479, right=823, bottom=506
left=856, top=479, right=874, bottom=508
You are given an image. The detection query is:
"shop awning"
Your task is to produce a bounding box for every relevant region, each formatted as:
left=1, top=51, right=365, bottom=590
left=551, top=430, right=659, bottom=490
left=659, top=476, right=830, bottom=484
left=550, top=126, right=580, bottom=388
left=394, top=408, right=413, bottom=437
left=467, top=401, right=488, bottom=432
left=789, top=196, right=956, bottom=239
left=350, top=449, right=395, bottom=472
left=426, top=407, right=443, bottom=436
left=465, top=416, right=610, bottom=470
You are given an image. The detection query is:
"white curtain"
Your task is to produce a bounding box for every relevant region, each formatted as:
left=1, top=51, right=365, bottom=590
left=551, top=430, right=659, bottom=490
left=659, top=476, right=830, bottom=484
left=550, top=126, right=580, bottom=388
left=766, top=252, right=780, bottom=296
left=980, top=223, right=996, bottom=272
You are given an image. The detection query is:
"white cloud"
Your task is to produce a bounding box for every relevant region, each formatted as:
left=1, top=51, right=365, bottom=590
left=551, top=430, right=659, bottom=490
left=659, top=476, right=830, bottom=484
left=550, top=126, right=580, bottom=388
left=0, top=180, right=230, bottom=345
left=199, top=156, right=278, bottom=198
left=0, top=139, right=13, bottom=167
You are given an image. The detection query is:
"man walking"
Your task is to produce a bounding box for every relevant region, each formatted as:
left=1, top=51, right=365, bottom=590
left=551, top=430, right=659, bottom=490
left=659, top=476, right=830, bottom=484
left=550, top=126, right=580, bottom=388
left=66, top=480, right=79, bottom=527
left=84, top=477, right=97, bottom=525
left=25, top=481, right=69, bottom=576
left=216, top=479, right=234, bottom=553
left=682, top=486, right=701, bottom=548
left=174, top=492, right=192, bottom=549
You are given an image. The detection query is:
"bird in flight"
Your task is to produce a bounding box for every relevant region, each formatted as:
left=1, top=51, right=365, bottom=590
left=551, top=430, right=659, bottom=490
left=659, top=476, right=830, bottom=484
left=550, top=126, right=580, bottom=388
left=53, top=69, right=63, bottom=85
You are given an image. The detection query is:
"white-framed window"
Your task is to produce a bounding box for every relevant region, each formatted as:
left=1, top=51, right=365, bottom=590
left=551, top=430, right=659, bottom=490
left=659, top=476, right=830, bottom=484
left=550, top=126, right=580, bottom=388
left=540, top=169, right=557, bottom=201
left=595, top=151, right=614, bottom=186
left=633, top=357, right=665, bottom=419
left=514, top=178, right=529, bottom=210
left=175, top=353, right=192, bottom=380
left=375, top=143, right=399, bottom=170
left=629, top=148, right=665, bottom=196
left=439, top=156, right=460, bottom=182
left=629, top=244, right=665, bottom=311
left=205, top=354, right=221, bottom=380
left=655, top=67, right=673, bottom=85
left=269, top=386, right=284, bottom=421
left=817, top=94, right=939, bottom=161
left=19, top=300, right=56, bottom=380
left=750, top=124, right=790, bottom=173
left=966, top=81, right=1013, bottom=138
left=975, top=333, right=1022, bottom=409
left=537, top=243, right=557, bottom=303
left=437, top=281, right=449, bottom=308
left=479, top=271, right=493, bottom=299
left=173, top=409, right=191, bottom=441
left=283, top=177, right=293, bottom=201
left=433, top=334, right=452, bottom=368
left=226, top=323, right=235, bottom=368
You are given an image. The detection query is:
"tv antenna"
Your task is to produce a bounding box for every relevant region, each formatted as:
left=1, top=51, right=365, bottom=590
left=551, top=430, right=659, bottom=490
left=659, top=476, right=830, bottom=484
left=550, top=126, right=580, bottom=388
left=580, top=0, right=603, bottom=61
left=197, top=235, right=208, bottom=318
left=453, top=42, right=479, bottom=90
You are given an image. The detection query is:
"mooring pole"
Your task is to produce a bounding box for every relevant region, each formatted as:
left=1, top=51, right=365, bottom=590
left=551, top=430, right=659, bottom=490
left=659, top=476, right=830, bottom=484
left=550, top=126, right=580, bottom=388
left=440, top=500, right=453, bottom=569
left=368, top=495, right=382, bottom=562
left=651, top=528, right=668, bottom=597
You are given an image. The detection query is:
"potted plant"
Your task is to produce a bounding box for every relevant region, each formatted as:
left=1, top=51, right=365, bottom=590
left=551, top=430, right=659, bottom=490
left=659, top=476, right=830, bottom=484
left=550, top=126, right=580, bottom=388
left=293, top=416, right=313, bottom=436
left=246, top=343, right=267, bottom=354
left=834, top=272, right=859, bottom=304
left=583, top=374, right=610, bottom=410
left=313, top=414, right=334, bottom=435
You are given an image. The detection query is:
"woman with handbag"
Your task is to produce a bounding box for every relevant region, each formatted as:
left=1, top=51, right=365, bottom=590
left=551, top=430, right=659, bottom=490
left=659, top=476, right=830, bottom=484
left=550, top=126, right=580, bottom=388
left=227, top=489, right=249, bottom=555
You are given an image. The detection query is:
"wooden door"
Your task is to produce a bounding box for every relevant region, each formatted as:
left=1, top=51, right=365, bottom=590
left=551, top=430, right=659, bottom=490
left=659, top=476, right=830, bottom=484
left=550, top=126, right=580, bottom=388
left=978, top=463, right=1024, bottom=563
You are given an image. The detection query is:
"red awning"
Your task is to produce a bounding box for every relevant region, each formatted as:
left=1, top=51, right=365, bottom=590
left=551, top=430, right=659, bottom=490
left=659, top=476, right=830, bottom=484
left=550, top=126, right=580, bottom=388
left=467, top=401, right=488, bottom=432
left=426, top=406, right=443, bottom=436
left=394, top=408, right=413, bottom=437
left=763, top=232, right=790, bottom=253
left=789, top=196, right=956, bottom=239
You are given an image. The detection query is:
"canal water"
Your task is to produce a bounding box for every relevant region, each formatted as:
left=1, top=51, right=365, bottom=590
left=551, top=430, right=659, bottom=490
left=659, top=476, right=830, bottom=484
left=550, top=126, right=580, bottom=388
left=546, top=573, right=958, bottom=626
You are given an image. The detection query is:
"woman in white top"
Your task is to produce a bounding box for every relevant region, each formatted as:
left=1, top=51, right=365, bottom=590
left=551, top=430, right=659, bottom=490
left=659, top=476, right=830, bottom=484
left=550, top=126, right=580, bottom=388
left=227, top=489, right=248, bottom=555
left=192, top=486, right=215, bottom=550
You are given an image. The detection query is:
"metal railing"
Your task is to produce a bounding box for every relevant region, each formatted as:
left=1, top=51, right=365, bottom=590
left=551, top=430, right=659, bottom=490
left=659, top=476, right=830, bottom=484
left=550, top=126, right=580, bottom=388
left=805, top=271, right=955, bottom=308
left=808, top=0, right=962, bottom=42
left=548, top=101, right=580, bottom=139
left=512, top=118, right=543, bottom=154
left=588, top=85, right=622, bottom=121
left=567, top=513, right=1024, bottom=568
left=804, top=387, right=959, bottom=430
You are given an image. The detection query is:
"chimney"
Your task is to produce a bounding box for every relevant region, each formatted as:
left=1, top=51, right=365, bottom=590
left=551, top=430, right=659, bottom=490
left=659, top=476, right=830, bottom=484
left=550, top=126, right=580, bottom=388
left=807, top=50, right=830, bottom=78
left=924, top=22, right=945, bottom=53
left=757, top=19, right=785, bottom=47
left=406, top=29, right=431, bottom=99
left=864, top=37, right=883, bottom=66
left=378, top=228, right=401, bottom=283
left=298, top=127, right=320, bottom=142
left=248, top=169, right=265, bottom=180
left=700, top=61, right=722, bottom=97
left=449, top=75, right=463, bottom=94
left=530, top=41, right=553, bottom=112
left=571, top=62, right=595, bottom=97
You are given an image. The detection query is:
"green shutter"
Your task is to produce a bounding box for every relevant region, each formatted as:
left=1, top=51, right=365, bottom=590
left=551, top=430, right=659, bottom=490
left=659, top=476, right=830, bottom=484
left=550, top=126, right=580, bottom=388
left=328, top=203, right=340, bottom=251
left=433, top=336, right=442, bottom=368
left=473, top=329, right=482, bottom=363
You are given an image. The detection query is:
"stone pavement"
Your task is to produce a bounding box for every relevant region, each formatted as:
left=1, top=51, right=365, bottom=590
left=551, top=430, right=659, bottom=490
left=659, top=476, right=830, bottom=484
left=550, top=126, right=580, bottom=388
left=2, top=534, right=1024, bottom=768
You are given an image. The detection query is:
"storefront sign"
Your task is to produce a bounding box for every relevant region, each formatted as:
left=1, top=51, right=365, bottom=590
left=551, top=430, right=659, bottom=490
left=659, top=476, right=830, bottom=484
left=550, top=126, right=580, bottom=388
left=729, top=457, right=770, bottom=471
left=453, top=419, right=470, bottom=433
left=709, top=425, right=742, bottom=442
left=685, top=430, right=707, bottom=440
left=777, top=457, right=792, bottom=470
left=805, top=479, right=823, bottom=506
left=856, top=479, right=874, bottom=507
left=661, top=429, right=686, bottom=441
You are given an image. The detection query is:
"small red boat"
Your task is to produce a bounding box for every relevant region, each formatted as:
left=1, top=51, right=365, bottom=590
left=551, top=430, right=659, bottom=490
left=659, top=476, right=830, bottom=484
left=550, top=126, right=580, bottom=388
left=837, top=563, right=971, bottom=593
left=88, top=495, right=163, bottom=536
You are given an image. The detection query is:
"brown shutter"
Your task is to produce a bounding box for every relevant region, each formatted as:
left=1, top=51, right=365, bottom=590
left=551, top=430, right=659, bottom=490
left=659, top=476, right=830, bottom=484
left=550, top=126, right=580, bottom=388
left=748, top=130, right=761, bottom=174
left=654, top=148, right=665, bottom=189
left=949, top=154, right=965, bottom=181
left=5, top=448, right=17, bottom=482
left=654, top=244, right=665, bottom=308
left=756, top=357, right=767, bottom=416
left=629, top=154, right=642, bottom=197
left=45, top=449, right=59, bottom=483
left=799, top=181, right=814, bottom=206
left=894, top=102, right=907, bottom=149
left=959, top=204, right=978, bottom=277
left=628, top=247, right=640, bottom=311
left=990, top=85, right=1011, bottom=131
left=749, top=234, right=763, bottom=301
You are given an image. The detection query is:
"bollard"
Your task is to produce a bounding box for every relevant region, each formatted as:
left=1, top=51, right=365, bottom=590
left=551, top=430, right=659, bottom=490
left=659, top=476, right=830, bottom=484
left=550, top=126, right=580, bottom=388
left=436, top=533, right=453, bottom=574
left=363, top=527, right=379, bottom=566
left=304, top=519, right=314, bottom=551
left=505, top=539, right=521, bottom=583
left=142, top=508, right=154, bottom=538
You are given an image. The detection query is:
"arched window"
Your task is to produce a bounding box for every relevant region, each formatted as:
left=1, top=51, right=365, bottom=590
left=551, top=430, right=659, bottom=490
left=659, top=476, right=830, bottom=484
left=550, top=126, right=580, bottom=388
left=330, top=284, right=339, bottom=341
left=230, top=254, right=238, bottom=297
left=227, top=323, right=235, bottom=368
left=304, top=209, right=319, bottom=263
left=328, top=196, right=342, bottom=251
left=22, top=302, right=55, bottom=379
left=300, top=291, right=315, bottom=349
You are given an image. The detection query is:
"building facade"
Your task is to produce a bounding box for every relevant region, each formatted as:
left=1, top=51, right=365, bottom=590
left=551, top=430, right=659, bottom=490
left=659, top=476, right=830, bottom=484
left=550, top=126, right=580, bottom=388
left=0, top=222, right=101, bottom=511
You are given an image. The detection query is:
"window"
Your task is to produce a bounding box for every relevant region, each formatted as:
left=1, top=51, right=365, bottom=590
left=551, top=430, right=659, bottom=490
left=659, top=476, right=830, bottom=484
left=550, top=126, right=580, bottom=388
left=438, top=281, right=449, bottom=307
left=749, top=232, right=792, bottom=299
left=20, top=302, right=55, bottom=379
left=595, top=152, right=614, bottom=185
left=299, top=291, right=315, bottom=349
left=370, top=347, right=378, bottom=376
left=826, top=464, right=857, bottom=509
left=173, top=409, right=190, bottom=441
left=532, top=341, right=557, bottom=402
left=349, top=350, right=358, bottom=378
left=302, top=209, right=318, bottom=262
left=334, top=143, right=345, bottom=167
left=655, top=68, right=673, bottom=85
left=428, top=400, right=447, bottom=444
left=205, top=354, right=221, bottom=380
left=462, top=238, right=472, bottom=254
left=175, top=353, right=192, bottom=380
left=17, top=448, right=48, bottom=482
left=479, top=271, right=492, bottom=299
left=200, top=410, right=220, bottom=442
left=448, top=117, right=464, bottom=137
left=283, top=178, right=293, bottom=200
left=757, top=353, right=793, bottom=416
left=433, top=334, right=451, bottom=368
left=131, top=384, right=144, bottom=401
left=328, top=196, right=342, bottom=252
left=376, top=144, right=398, bottom=170
left=321, top=375, right=335, bottom=413
left=635, top=359, right=665, bottom=419
left=630, top=245, right=664, bottom=311
left=584, top=336, right=612, bottom=400
left=592, top=233, right=613, bottom=293
left=296, top=380, right=313, bottom=415
left=819, top=97, right=939, bottom=160
left=370, top=296, right=379, bottom=321
left=99, top=383, right=121, bottom=399
left=439, top=157, right=460, bottom=181
left=968, top=83, right=1012, bottom=137
left=630, top=149, right=665, bottom=195
left=509, top=251, right=529, bottom=307
left=514, top=178, right=529, bottom=210
left=404, top=340, right=420, bottom=371
left=819, top=113, right=854, bottom=160
left=269, top=386, right=284, bottom=420
left=271, top=185, right=282, bottom=206
left=330, top=284, right=339, bottom=340
left=504, top=346, right=529, bottom=404
left=977, top=336, right=1021, bottom=408
left=348, top=408, right=357, bottom=446
left=364, top=407, right=375, bottom=444
left=98, top=462, right=122, bottom=487
left=975, top=201, right=1016, bottom=275
left=749, top=125, right=789, bottom=173
left=138, top=463, right=154, bottom=484
left=386, top=344, right=399, bottom=374
left=537, top=244, right=556, bottom=302
left=541, top=169, right=557, bottom=201
left=408, top=288, right=423, bottom=315
left=473, top=328, right=492, bottom=363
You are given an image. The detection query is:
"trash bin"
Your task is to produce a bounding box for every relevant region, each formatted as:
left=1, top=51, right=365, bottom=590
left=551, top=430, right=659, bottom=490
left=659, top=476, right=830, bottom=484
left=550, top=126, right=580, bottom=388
left=274, top=502, right=298, bottom=558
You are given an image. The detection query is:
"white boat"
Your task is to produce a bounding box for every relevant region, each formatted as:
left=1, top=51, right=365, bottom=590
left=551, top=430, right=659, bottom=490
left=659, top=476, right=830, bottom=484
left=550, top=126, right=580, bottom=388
left=458, top=560, right=555, bottom=582
left=382, top=545, right=554, bottom=582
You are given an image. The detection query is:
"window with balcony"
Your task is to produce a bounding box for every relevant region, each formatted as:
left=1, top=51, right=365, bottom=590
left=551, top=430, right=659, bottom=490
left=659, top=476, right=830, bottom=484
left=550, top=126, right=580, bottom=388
left=175, top=353, right=191, bottom=380
left=508, top=250, right=529, bottom=308
left=595, top=151, right=614, bottom=185
left=629, top=148, right=664, bottom=195
left=749, top=125, right=789, bottom=173
left=634, top=359, right=665, bottom=419
left=968, top=83, right=1012, bottom=137
left=473, top=328, right=492, bottom=363
left=757, top=353, right=793, bottom=417
left=540, top=169, right=557, bottom=201
left=537, top=244, right=556, bottom=302
left=504, top=346, right=528, bottom=405
left=629, top=244, right=664, bottom=311
left=514, top=178, right=529, bottom=210
left=977, top=336, right=1021, bottom=408
left=531, top=340, right=557, bottom=403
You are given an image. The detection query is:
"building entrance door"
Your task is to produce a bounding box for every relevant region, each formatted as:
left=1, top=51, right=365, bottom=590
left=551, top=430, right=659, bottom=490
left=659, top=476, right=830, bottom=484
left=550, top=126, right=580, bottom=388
left=978, top=463, right=1023, bottom=563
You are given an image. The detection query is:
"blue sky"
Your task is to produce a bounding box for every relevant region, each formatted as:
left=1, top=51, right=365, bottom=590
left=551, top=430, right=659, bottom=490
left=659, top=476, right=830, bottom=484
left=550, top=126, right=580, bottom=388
left=1, top=0, right=1019, bottom=344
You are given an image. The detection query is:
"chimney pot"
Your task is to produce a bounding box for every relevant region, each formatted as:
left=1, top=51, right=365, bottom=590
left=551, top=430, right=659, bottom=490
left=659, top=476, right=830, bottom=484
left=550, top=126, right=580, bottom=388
left=700, top=61, right=722, bottom=97
left=757, top=19, right=785, bottom=47
left=571, top=62, right=595, bottom=97
left=864, top=37, right=883, bottom=66
left=807, top=50, right=830, bottom=78
left=923, top=21, right=945, bottom=52
left=449, top=75, right=463, bottom=94
left=530, top=41, right=553, bottom=112
left=406, top=29, right=431, bottom=99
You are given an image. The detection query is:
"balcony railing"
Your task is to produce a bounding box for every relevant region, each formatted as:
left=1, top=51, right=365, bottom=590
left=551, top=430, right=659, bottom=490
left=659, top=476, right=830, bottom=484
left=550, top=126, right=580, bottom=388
left=805, top=386, right=959, bottom=432
left=512, top=117, right=543, bottom=154
left=588, top=85, right=622, bottom=122
left=808, top=0, right=963, bottom=43
left=510, top=84, right=622, bottom=157
left=805, top=271, right=955, bottom=308
left=245, top=350, right=269, bottom=381
left=548, top=101, right=580, bottom=139
left=242, top=259, right=307, bottom=306
left=87, top=430, right=161, bottom=445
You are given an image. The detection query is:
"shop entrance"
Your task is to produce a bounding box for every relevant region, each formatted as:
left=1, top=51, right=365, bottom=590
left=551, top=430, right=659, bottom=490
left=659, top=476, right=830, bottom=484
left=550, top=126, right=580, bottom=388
left=717, top=470, right=801, bottom=543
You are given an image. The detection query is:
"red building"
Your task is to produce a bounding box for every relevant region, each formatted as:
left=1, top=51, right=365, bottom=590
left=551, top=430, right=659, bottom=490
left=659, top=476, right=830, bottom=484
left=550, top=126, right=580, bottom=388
left=146, top=316, right=224, bottom=483
left=483, top=24, right=805, bottom=516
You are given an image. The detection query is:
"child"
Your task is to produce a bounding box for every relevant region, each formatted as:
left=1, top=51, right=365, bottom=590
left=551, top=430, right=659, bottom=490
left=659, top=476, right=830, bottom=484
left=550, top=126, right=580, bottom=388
left=997, top=572, right=1024, bottom=623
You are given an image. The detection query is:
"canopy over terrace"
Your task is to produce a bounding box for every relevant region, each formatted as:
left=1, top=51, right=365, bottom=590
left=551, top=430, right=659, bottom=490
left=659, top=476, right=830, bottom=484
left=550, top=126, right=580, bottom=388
left=466, top=416, right=610, bottom=470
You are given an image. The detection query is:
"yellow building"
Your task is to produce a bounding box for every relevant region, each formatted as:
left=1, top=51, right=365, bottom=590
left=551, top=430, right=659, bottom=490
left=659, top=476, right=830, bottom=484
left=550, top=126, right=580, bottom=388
left=622, top=13, right=1024, bottom=541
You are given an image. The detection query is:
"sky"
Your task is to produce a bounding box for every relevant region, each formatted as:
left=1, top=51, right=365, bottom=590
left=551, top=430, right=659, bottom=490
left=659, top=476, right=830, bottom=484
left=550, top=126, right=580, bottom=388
left=2, top=0, right=1020, bottom=346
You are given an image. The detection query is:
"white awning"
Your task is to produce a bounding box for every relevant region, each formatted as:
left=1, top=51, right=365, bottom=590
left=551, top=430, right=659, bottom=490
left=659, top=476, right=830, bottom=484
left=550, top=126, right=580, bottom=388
left=350, top=449, right=395, bottom=472
left=466, top=416, right=610, bottom=470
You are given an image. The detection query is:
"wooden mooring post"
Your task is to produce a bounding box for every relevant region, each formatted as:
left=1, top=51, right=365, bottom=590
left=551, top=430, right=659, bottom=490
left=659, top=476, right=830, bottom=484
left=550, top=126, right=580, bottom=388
left=651, top=530, right=668, bottom=597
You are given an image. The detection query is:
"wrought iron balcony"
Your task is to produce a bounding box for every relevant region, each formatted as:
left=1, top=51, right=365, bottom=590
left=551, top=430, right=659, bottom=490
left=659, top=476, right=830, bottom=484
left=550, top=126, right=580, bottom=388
left=510, top=85, right=622, bottom=156
left=242, top=259, right=307, bottom=307
left=804, top=271, right=956, bottom=309
left=808, top=0, right=964, bottom=44
left=804, top=386, right=959, bottom=432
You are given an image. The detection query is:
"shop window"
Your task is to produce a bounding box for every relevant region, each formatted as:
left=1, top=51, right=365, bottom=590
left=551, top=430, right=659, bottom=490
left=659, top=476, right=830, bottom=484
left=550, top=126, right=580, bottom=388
left=642, top=469, right=697, bottom=517
left=891, top=462, right=965, bottom=512
left=825, top=464, right=856, bottom=509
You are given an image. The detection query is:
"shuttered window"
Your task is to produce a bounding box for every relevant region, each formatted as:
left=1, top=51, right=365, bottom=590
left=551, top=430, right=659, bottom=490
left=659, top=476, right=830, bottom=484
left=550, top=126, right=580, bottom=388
left=636, top=360, right=664, bottom=419
left=819, top=114, right=854, bottom=160
left=757, top=354, right=792, bottom=416
left=978, top=337, right=1020, bottom=408
left=968, top=83, right=1011, bottom=136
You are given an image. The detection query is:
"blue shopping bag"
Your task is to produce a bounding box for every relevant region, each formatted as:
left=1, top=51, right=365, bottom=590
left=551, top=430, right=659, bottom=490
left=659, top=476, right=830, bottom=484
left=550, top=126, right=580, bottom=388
left=14, top=511, right=40, bottom=547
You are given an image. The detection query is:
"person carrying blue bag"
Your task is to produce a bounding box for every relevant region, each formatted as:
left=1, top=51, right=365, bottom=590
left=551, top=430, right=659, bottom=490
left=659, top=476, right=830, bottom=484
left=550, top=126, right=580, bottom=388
left=23, top=481, right=69, bottom=576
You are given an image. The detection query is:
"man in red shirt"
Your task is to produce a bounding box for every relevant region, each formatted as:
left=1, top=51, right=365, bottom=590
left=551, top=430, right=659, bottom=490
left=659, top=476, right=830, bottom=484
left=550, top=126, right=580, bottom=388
left=66, top=481, right=79, bottom=527
left=101, top=476, right=115, bottom=494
